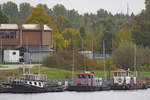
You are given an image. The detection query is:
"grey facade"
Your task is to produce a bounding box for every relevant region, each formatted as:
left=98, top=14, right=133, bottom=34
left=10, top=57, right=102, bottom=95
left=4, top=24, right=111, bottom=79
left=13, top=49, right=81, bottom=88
left=23, top=46, right=54, bottom=62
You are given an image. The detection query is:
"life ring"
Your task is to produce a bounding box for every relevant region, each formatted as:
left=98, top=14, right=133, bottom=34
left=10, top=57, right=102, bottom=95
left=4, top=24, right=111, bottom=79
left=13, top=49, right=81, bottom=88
left=117, top=78, right=122, bottom=83
left=83, top=80, right=88, bottom=85
left=76, top=80, right=81, bottom=84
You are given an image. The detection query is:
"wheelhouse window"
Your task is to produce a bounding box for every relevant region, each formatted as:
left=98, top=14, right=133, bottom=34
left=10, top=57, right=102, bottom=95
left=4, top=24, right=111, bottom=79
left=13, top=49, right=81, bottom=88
left=39, top=82, right=41, bottom=86
left=77, top=75, right=87, bottom=79
left=29, top=82, right=32, bottom=84
left=34, top=82, right=37, bottom=85
left=114, top=72, right=117, bottom=77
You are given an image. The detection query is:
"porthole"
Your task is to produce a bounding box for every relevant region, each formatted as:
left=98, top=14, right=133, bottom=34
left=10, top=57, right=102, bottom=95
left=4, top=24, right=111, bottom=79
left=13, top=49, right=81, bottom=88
left=34, top=82, right=37, bottom=85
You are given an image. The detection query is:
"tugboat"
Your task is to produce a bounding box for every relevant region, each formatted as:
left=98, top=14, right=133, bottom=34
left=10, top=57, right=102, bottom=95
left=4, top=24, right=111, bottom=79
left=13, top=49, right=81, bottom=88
left=111, top=69, right=147, bottom=90
left=67, top=71, right=103, bottom=91
left=3, top=72, right=64, bottom=93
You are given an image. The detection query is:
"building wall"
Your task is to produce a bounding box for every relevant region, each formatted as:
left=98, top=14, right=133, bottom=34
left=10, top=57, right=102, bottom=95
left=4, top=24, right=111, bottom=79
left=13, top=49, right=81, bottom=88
left=43, top=31, right=52, bottom=46
left=0, top=50, right=2, bottom=63
left=22, top=30, right=42, bottom=46
left=0, top=39, right=19, bottom=46
left=24, top=52, right=50, bottom=62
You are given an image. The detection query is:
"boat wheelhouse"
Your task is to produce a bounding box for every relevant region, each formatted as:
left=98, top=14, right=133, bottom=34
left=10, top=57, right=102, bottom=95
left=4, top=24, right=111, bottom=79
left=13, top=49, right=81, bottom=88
left=111, top=69, right=147, bottom=90
left=67, top=71, right=103, bottom=91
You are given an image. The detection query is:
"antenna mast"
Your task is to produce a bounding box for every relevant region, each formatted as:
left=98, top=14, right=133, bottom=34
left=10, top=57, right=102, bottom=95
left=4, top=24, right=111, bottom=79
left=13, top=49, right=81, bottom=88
left=134, top=45, right=137, bottom=76
left=72, top=48, right=75, bottom=79
left=103, top=40, right=106, bottom=80
left=126, top=3, right=129, bottom=28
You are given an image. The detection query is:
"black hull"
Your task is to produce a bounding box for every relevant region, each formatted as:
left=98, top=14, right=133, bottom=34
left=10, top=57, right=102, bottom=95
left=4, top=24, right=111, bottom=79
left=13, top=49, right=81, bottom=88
left=4, top=84, right=64, bottom=93
left=67, top=86, right=102, bottom=92
left=111, top=84, right=147, bottom=90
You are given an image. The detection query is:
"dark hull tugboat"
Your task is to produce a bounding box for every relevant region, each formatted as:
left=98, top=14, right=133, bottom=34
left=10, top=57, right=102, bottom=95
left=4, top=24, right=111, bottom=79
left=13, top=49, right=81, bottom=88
left=111, top=69, right=147, bottom=90
left=67, top=71, right=103, bottom=91
left=3, top=73, right=64, bottom=93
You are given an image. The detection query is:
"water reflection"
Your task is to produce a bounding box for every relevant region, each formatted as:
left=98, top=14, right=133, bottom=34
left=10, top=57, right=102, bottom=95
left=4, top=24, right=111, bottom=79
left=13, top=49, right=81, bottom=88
left=0, top=89, right=150, bottom=100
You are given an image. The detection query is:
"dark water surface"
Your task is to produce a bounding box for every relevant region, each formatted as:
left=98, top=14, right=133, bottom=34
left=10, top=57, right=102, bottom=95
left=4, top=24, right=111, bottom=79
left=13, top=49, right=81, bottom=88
left=0, top=89, right=150, bottom=100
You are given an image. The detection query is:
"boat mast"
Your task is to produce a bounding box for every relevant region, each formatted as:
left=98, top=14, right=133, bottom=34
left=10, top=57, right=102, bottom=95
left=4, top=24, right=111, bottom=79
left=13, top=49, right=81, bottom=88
left=134, top=45, right=137, bottom=76
left=72, top=48, right=75, bottom=79
left=1, top=40, right=2, bottom=64
left=38, top=45, right=41, bottom=75
left=103, top=40, right=106, bottom=80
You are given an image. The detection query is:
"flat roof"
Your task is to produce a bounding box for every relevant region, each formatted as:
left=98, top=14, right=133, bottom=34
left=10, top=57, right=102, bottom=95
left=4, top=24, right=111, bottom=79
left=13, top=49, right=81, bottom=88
left=0, top=24, right=18, bottom=30
left=73, top=73, right=95, bottom=75
left=111, top=70, right=132, bottom=73
left=0, top=24, right=52, bottom=31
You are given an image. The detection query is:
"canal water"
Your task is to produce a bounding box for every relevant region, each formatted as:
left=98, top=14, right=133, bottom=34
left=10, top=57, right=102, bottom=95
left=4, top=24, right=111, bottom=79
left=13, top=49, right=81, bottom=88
left=0, top=89, right=150, bottom=100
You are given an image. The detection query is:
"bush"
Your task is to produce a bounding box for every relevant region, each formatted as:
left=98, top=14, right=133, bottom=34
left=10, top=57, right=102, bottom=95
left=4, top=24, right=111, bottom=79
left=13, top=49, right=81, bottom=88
left=42, top=50, right=104, bottom=71
left=113, top=42, right=150, bottom=70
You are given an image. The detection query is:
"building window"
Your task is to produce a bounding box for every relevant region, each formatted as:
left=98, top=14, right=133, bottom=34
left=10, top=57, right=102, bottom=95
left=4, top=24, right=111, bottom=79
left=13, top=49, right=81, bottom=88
left=0, top=31, right=17, bottom=39
left=12, top=52, right=16, bottom=55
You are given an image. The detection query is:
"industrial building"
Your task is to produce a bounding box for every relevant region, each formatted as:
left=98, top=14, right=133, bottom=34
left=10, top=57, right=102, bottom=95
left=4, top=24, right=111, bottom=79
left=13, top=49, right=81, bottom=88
left=0, top=24, right=53, bottom=63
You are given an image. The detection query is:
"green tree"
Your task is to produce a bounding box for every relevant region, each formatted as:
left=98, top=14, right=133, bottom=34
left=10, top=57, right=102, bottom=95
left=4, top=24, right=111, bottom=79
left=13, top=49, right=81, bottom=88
left=0, top=4, right=2, bottom=11
left=19, top=3, right=32, bottom=21
left=37, top=4, right=49, bottom=14
left=55, top=15, right=72, bottom=32
left=79, top=26, right=86, bottom=40
left=115, top=25, right=132, bottom=47
left=24, top=8, right=52, bottom=24
left=145, top=0, right=150, bottom=10
left=53, top=4, right=67, bottom=16
left=0, top=10, right=9, bottom=23
left=113, top=42, right=135, bottom=69
left=131, top=21, right=150, bottom=47
left=63, top=28, right=81, bottom=50
left=2, top=1, right=18, bottom=18
left=53, top=26, right=65, bottom=51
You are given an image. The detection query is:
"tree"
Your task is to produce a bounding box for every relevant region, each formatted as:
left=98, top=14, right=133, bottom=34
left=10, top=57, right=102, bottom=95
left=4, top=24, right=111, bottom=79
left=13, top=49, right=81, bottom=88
left=0, top=4, right=2, bottom=11
left=79, top=26, right=86, bottom=40
left=19, top=3, right=32, bottom=21
left=63, top=28, right=81, bottom=50
left=2, top=1, right=18, bottom=18
left=53, top=4, right=67, bottom=16
left=113, top=42, right=135, bottom=69
left=53, top=26, right=65, bottom=51
left=37, top=4, right=49, bottom=14
left=145, top=0, right=150, bottom=10
left=0, top=11, right=9, bottom=23
left=54, top=15, right=72, bottom=32
left=115, top=25, right=132, bottom=47
left=131, top=21, right=150, bottom=47
left=24, top=8, right=52, bottom=24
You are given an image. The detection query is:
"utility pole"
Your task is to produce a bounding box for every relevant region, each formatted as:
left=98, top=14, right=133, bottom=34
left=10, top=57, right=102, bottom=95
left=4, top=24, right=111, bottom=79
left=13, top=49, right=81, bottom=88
left=103, top=40, right=106, bottom=80
left=72, top=48, right=75, bottom=79
left=92, top=40, right=94, bottom=59
left=134, top=45, right=137, bottom=77
left=1, top=40, right=2, bottom=64
left=38, top=45, right=41, bottom=75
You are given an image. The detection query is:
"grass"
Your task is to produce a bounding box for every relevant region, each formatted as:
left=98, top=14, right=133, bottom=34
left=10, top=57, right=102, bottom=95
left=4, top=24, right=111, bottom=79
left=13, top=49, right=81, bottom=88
left=30, top=66, right=72, bottom=78
left=0, top=62, right=41, bottom=65
left=1, top=65, right=150, bottom=79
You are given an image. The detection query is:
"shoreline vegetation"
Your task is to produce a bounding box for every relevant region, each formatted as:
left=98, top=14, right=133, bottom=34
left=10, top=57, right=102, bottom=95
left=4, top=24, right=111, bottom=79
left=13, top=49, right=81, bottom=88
left=1, top=65, right=150, bottom=80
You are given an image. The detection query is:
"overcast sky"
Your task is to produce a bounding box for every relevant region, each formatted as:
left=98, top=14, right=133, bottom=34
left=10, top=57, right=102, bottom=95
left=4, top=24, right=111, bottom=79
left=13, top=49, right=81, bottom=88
left=0, top=0, right=146, bottom=15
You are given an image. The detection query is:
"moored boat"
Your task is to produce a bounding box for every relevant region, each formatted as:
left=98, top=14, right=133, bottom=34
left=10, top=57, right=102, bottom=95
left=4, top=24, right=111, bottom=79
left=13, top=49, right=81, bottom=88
left=111, top=69, right=147, bottom=90
left=3, top=73, right=64, bottom=93
left=67, top=71, right=104, bottom=91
